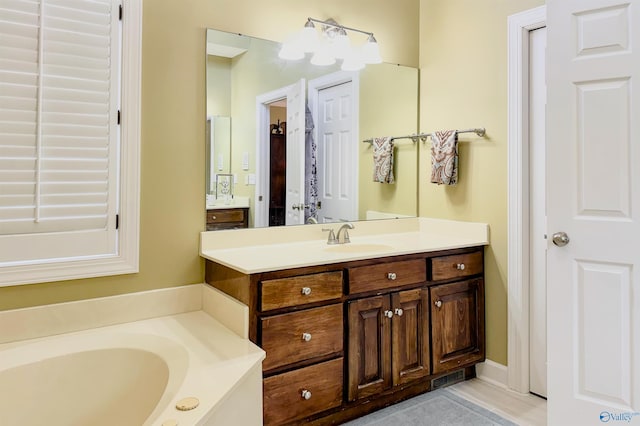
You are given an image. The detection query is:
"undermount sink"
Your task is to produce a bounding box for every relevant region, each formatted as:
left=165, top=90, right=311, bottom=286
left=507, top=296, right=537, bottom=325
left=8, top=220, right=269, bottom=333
left=324, top=243, right=394, bottom=253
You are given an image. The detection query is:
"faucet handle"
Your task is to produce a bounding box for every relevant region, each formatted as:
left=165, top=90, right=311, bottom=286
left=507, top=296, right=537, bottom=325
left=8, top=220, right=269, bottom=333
left=322, top=228, right=338, bottom=245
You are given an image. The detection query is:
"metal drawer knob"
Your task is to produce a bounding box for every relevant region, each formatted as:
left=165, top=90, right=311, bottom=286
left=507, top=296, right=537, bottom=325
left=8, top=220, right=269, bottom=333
left=456, top=263, right=465, bottom=270
left=211, top=216, right=217, bottom=220
left=384, top=310, right=394, bottom=318
left=302, top=332, right=312, bottom=342
left=434, top=300, right=442, bottom=308
left=301, top=389, right=312, bottom=400
left=387, top=272, right=397, bottom=280
left=301, top=287, right=312, bottom=296
left=394, top=308, right=404, bottom=317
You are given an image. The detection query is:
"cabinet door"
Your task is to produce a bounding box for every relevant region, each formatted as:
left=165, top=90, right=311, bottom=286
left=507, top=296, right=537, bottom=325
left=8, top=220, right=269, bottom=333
left=347, top=295, right=392, bottom=401
left=431, top=279, right=485, bottom=374
left=391, top=288, right=430, bottom=386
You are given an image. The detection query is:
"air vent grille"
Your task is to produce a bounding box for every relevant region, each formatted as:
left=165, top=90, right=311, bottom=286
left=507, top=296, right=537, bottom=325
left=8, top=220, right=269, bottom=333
left=431, top=369, right=465, bottom=390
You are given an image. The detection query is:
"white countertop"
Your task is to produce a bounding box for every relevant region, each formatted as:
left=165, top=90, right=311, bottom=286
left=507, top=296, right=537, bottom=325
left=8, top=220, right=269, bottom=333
left=206, top=196, right=250, bottom=210
left=200, top=217, right=489, bottom=274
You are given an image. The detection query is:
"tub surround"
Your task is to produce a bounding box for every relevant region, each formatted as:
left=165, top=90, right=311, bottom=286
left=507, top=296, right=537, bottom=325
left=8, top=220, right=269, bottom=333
left=200, top=217, right=489, bottom=274
left=202, top=217, right=489, bottom=424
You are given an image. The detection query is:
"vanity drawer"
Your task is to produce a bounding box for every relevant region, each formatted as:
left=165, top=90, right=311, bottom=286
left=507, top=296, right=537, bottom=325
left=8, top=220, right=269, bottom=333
left=206, top=208, right=245, bottom=223
left=263, top=357, right=343, bottom=426
left=261, top=304, right=343, bottom=371
left=261, top=271, right=343, bottom=311
left=348, top=259, right=426, bottom=294
left=431, top=251, right=483, bottom=281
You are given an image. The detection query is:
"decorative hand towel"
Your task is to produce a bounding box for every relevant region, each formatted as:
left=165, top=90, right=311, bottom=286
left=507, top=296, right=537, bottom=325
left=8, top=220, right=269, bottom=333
left=372, top=137, right=395, bottom=184
left=430, top=130, right=458, bottom=185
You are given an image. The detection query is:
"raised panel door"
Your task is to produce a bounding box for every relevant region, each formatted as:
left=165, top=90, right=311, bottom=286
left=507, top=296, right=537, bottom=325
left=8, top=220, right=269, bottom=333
left=391, top=288, right=430, bottom=386
left=431, top=279, right=485, bottom=374
left=347, top=295, right=392, bottom=401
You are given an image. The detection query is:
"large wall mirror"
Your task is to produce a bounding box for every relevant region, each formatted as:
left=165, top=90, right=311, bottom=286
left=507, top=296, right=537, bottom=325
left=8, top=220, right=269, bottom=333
left=205, top=28, right=419, bottom=230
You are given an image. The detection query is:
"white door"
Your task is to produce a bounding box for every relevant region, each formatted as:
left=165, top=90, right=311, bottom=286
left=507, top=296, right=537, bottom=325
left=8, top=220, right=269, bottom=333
left=529, top=26, right=547, bottom=399
left=547, top=0, right=640, bottom=424
left=316, top=82, right=357, bottom=223
left=285, top=79, right=306, bottom=225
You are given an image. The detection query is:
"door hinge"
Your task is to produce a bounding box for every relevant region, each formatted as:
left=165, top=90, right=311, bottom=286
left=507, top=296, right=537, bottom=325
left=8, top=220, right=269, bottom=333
left=117, top=109, right=121, bottom=125
left=119, top=4, right=123, bottom=20
left=116, top=214, right=120, bottom=230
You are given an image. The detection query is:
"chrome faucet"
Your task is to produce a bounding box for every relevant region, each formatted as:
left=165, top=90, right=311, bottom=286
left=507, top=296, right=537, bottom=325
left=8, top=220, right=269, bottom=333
left=336, top=223, right=354, bottom=244
left=322, top=228, right=338, bottom=245
left=322, top=223, right=354, bottom=245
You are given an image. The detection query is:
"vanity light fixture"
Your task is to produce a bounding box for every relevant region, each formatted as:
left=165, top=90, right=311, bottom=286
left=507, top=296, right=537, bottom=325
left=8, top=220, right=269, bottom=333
left=278, top=17, right=382, bottom=71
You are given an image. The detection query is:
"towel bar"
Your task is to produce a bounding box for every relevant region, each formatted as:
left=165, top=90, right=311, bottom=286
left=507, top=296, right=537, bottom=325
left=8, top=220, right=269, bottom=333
left=362, top=127, right=486, bottom=144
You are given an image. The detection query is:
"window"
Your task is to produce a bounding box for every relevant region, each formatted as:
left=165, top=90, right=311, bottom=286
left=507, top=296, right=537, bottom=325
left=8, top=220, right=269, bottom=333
left=0, top=0, right=141, bottom=286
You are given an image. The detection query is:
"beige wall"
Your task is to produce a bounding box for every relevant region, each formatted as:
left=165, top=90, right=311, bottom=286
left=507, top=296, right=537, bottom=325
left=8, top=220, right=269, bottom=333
left=206, top=56, right=231, bottom=117
left=0, top=0, right=419, bottom=311
left=419, top=0, right=544, bottom=365
left=359, top=64, right=419, bottom=219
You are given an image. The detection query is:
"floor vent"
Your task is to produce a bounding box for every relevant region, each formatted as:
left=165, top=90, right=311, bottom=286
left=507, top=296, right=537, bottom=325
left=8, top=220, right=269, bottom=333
left=431, top=369, right=465, bottom=390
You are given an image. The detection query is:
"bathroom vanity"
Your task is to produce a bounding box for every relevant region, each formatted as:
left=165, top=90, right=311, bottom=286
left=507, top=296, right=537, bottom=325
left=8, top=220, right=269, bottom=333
left=200, top=218, right=488, bottom=425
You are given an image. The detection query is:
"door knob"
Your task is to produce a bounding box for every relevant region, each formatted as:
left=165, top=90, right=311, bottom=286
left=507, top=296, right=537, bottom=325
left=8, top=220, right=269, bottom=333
left=552, top=232, right=570, bottom=247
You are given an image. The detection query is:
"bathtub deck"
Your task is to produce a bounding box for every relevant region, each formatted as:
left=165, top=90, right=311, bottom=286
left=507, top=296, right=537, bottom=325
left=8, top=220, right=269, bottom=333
left=0, top=310, right=265, bottom=426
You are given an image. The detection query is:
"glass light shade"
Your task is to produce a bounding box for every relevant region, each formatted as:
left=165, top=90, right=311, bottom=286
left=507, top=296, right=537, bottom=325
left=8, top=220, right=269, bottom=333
left=278, top=39, right=304, bottom=60
left=310, top=42, right=336, bottom=66
left=362, top=35, right=382, bottom=64
left=299, top=21, right=319, bottom=53
left=332, top=30, right=351, bottom=60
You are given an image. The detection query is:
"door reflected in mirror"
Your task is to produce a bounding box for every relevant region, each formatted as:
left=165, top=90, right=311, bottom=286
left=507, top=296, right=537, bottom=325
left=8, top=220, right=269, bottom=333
left=205, top=28, right=419, bottom=230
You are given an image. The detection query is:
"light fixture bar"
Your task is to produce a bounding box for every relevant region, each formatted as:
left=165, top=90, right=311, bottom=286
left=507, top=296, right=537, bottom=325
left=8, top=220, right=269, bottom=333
left=306, top=17, right=374, bottom=37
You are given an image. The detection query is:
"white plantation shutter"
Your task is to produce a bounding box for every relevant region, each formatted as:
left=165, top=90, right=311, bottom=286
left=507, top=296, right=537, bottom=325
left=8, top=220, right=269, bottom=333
left=0, top=0, right=124, bottom=269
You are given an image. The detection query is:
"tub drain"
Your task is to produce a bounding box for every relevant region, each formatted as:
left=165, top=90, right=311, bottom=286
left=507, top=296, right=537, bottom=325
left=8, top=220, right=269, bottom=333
left=176, top=397, right=200, bottom=411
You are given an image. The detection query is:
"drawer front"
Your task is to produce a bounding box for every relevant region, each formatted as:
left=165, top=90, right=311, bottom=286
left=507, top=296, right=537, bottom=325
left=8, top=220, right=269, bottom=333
left=263, top=358, right=343, bottom=426
left=261, top=304, right=343, bottom=371
left=206, top=208, right=245, bottom=224
left=348, top=259, right=426, bottom=294
left=431, top=251, right=483, bottom=281
left=261, top=271, right=343, bottom=311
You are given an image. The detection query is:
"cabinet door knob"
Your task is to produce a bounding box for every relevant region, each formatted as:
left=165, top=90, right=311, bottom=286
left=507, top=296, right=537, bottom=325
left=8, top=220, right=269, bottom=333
left=302, top=332, right=312, bottom=342
left=301, top=389, right=312, bottom=400
left=384, top=310, right=394, bottom=318
left=434, top=300, right=442, bottom=308
left=456, top=263, right=465, bottom=270
left=301, top=287, right=312, bottom=296
left=387, top=272, right=397, bottom=280
left=394, top=308, right=404, bottom=317
left=211, top=215, right=217, bottom=220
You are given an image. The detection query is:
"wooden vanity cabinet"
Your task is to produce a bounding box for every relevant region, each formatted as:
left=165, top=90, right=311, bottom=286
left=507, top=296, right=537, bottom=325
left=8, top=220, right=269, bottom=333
left=428, top=250, right=485, bottom=374
left=206, top=207, right=249, bottom=231
left=204, top=246, right=485, bottom=425
left=430, top=278, right=485, bottom=374
left=258, top=270, right=345, bottom=425
left=347, top=287, right=430, bottom=401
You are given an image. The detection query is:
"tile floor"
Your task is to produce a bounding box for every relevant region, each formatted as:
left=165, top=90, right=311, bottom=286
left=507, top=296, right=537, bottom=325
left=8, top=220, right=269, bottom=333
left=447, top=379, right=547, bottom=426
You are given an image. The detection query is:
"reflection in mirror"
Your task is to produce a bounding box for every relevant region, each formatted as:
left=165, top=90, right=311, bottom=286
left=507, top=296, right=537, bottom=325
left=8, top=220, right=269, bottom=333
left=205, top=28, right=419, bottom=230
left=205, top=116, right=231, bottom=197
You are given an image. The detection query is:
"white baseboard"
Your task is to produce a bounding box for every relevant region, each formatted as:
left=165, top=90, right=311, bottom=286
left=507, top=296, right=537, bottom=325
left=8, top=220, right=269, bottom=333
left=475, top=359, right=509, bottom=388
